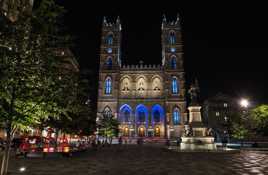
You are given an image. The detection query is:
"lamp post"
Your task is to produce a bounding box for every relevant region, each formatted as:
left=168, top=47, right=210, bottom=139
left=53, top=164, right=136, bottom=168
left=240, top=98, right=249, bottom=119
left=239, top=98, right=250, bottom=148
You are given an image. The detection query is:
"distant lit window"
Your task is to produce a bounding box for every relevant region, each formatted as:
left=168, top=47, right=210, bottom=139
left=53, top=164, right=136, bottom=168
left=173, top=108, right=180, bottom=125
left=170, top=47, right=176, bottom=53
left=105, top=77, right=112, bottom=94
left=224, top=103, right=228, bottom=108
left=106, top=34, right=113, bottom=45
left=169, top=31, right=176, bottom=45
left=216, top=112, right=220, bottom=116
left=171, top=57, right=177, bottom=69
left=107, top=48, right=112, bottom=53
left=172, top=77, right=179, bottom=94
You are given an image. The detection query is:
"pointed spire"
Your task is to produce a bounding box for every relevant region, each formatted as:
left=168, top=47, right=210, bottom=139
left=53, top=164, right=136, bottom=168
left=176, top=13, right=180, bottom=22
left=175, top=13, right=180, bottom=24
left=116, top=16, right=120, bottom=24
left=103, top=16, right=107, bottom=24
left=194, top=78, right=200, bottom=90
left=162, top=14, right=167, bottom=23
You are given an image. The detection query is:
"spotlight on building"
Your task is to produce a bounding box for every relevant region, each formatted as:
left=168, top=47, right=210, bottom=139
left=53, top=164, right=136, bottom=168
left=19, top=166, right=26, bottom=173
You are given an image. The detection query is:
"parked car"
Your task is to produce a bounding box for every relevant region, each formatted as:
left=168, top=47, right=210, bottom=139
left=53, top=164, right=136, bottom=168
left=17, top=136, right=42, bottom=157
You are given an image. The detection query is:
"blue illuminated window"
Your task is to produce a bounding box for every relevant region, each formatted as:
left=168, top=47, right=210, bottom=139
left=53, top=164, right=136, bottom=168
left=169, top=31, right=176, bottom=45
left=136, top=104, right=148, bottom=123
left=107, top=48, right=112, bottom=53
left=153, top=111, right=160, bottom=123
left=172, top=77, right=178, bottom=94
left=106, top=34, right=113, bottom=45
left=152, top=104, right=164, bottom=124
left=170, top=47, right=176, bottom=53
left=124, top=110, right=130, bottom=122
left=138, top=111, right=146, bottom=122
left=105, top=77, right=112, bottom=94
left=171, top=57, right=176, bottom=69
left=173, top=109, right=180, bottom=125
left=120, top=104, right=132, bottom=122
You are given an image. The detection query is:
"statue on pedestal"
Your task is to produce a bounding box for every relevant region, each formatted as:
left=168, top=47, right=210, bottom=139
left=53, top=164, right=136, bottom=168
left=188, top=78, right=200, bottom=105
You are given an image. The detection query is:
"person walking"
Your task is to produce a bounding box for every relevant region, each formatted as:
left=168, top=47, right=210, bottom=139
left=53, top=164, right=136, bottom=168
left=118, top=136, right=122, bottom=145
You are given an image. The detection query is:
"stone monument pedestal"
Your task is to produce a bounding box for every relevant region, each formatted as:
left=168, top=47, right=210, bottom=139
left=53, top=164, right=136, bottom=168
left=181, top=106, right=216, bottom=150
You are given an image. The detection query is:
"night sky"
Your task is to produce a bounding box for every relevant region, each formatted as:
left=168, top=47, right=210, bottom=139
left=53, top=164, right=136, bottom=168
left=59, top=1, right=268, bottom=104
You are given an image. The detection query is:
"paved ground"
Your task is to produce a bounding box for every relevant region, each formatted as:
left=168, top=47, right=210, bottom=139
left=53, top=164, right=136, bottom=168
left=8, top=145, right=268, bottom=175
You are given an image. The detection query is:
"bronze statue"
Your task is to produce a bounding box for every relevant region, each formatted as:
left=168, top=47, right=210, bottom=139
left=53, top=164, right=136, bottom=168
left=188, top=78, right=200, bottom=105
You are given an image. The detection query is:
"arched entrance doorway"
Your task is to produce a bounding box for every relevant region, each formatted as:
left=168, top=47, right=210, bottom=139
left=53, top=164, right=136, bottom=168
left=154, top=126, right=160, bottom=137
left=138, top=127, right=145, bottom=137
left=123, top=127, right=129, bottom=137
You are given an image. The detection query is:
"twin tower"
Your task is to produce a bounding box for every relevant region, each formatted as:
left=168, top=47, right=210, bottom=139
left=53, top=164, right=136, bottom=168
left=97, top=15, right=187, bottom=139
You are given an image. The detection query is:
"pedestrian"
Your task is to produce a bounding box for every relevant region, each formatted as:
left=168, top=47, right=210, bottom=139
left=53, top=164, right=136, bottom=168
left=119, top=137, right=122, bottom=145
left=166, top=139, right=170, bottom=148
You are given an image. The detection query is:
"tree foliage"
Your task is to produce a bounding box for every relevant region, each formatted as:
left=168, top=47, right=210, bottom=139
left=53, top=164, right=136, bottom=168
left=231, top=123, right=250, bottom=140
left=98, top=114, right=119, bottom=143
left=250, top=104, right=268, bottom=136
left=0, top=1, right=78, bottom=174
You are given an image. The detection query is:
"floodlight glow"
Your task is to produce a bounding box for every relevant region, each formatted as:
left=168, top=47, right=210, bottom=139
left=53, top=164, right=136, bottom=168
left=19, top=167, right=26, bottom=172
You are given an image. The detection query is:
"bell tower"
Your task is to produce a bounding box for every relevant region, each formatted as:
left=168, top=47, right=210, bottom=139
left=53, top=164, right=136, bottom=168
left=97, top=16, right=121, bottom=120
left=161, top=14, right=183, bottom=70
left=99, top=16, right=122, bottom=70
left=161, top=14, right=187, bottom=138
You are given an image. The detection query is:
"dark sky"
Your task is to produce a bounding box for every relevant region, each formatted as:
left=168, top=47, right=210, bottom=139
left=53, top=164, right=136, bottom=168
left=59, top=1, right=268, bottom=104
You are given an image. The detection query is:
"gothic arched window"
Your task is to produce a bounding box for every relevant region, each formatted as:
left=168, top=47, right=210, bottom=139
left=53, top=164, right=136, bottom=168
left=119, top=104, right=132, bottom=122
left=172, top=77, right=178, bottom=94
left=169, top=31, right=176, bottom=45
left=136, top=104, right=148, bottom=123
left=106, top=34, right=113, bottom=45
left=105, top=77, right=112, bottom=94
left=138, top=111, right=146, bottom=122
left=121, top=78, right=130, bottom=91
left=171, top=56, right=177, bottom=69
left=137, top=78, right=146, bottom=91
left=153, top=111, right=160, bottom=123
left=152, top=104, right=164, bottom=124
left=173, top=108, right=180, bottom=125
left=152, top=77, right=161, bottom=91
left=103, top=106, right=112, bottom=118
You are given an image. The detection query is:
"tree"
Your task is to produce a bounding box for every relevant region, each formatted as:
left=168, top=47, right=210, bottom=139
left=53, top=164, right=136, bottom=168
left=97, top=114, right=119, bottom=145
left=231, top=123, right=250, bottom=147
left=44, top=75, right=95, bottom=138
left=250, top=104, right=268, bottom=136
left=0, top=1, right=76, bottom=174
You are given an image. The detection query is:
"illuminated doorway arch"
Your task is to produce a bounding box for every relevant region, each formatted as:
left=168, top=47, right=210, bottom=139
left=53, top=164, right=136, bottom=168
left=123, top=127, right=129, bottom=137
left=138, top=126, right=145, bottom=137
left=154, top=126, right=160, bottom=137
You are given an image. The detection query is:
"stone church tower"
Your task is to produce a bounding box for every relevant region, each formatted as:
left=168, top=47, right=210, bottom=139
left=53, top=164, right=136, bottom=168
left=97, top=15, right=187, bottom=139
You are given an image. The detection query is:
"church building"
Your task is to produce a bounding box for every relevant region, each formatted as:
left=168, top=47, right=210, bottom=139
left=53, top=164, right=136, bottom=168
left=97, top=15, right=187, bottom=139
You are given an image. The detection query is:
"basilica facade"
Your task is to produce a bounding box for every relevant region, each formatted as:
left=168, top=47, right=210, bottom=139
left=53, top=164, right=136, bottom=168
left=97, top=15, right=187, bottom=138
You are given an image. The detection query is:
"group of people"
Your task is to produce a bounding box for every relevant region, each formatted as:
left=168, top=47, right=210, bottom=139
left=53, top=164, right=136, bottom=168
left=92, top=137, right=183, bottom=147
left=165, top=137, right=182, bottom=148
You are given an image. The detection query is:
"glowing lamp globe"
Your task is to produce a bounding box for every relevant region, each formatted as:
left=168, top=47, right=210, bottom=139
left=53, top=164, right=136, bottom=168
left=240, top=99, right=249, bottom=108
